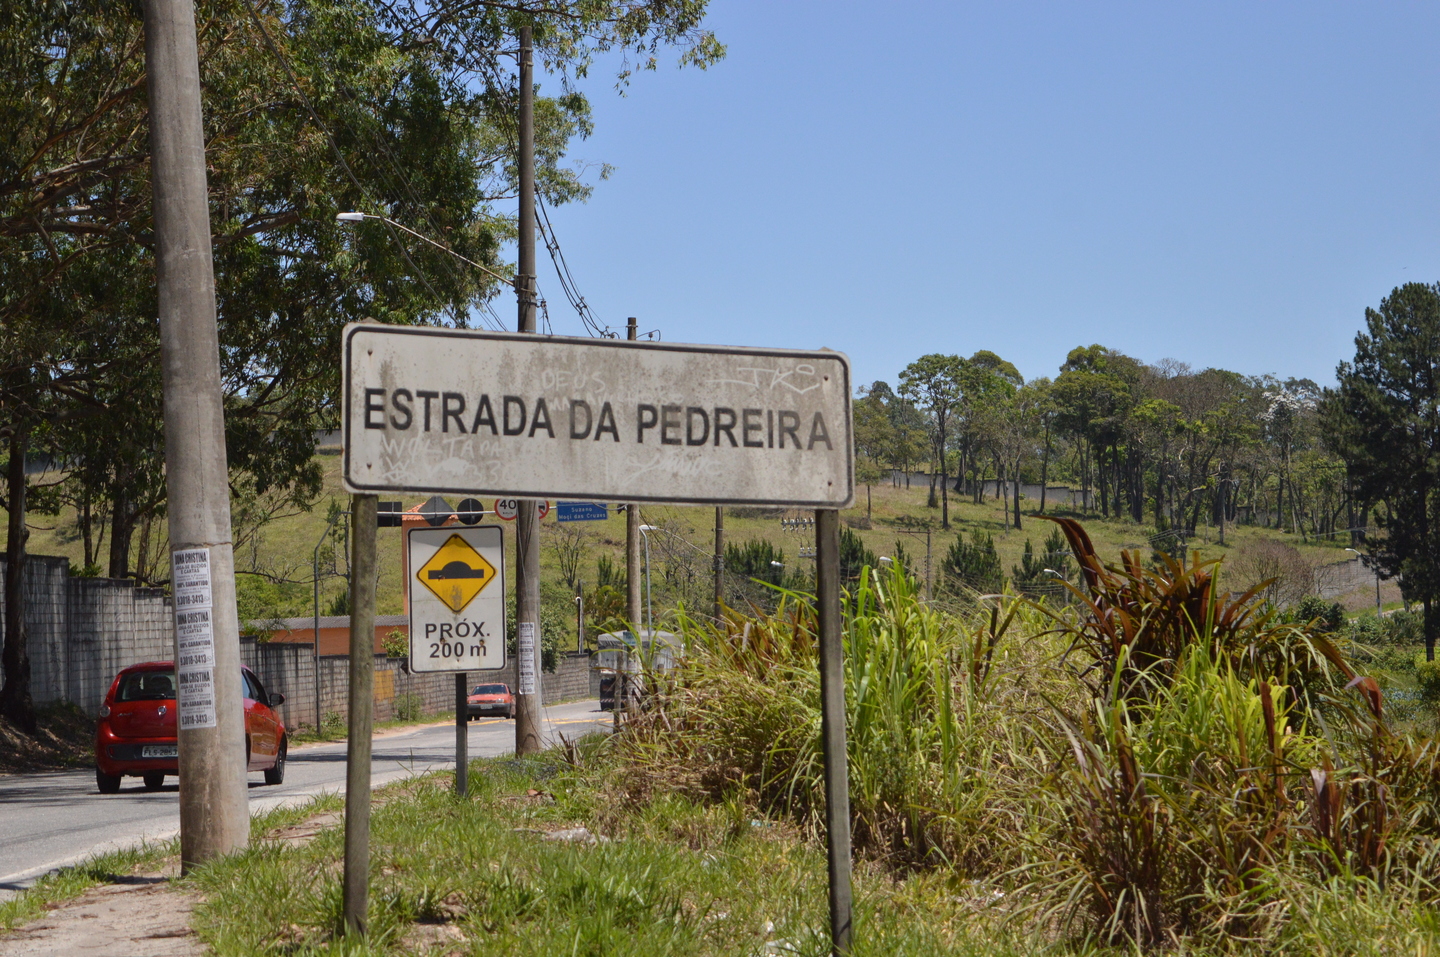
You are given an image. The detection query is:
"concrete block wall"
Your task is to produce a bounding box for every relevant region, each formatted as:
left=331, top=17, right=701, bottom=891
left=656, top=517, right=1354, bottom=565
left=3, top=556, right=69, bottom=708
left=240, top=643, right=598, bottom=730
left=4, top=554, right=599, bottom=725
left=66, top=580, right=174, bottom=713
left=1, top=556, right=175, bottom=715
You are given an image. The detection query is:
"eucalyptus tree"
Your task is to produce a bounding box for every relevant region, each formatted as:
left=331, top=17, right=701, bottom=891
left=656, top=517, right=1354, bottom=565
left=899, top=354, right=963, bottom=528
left=1051, top=345, right=1140, bottom=517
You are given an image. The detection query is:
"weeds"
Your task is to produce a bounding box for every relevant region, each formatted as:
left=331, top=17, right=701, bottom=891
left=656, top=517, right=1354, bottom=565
left=617, top=518, right=1440, bottom=951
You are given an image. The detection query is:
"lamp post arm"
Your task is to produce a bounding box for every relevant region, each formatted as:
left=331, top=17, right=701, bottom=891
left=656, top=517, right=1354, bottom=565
left=339, top=212, right=516, bottom=290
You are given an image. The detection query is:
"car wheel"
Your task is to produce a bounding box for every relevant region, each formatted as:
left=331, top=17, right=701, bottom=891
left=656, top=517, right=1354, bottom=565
left=142, top=772, right=165, bottom=790
left=264, top=735, right=287, bottom=785
left=96, top=769, right=122, bottom=794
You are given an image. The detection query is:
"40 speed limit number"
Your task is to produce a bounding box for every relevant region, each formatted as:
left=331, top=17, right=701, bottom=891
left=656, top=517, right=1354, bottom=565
left=406, top=525, right=506, bottom=672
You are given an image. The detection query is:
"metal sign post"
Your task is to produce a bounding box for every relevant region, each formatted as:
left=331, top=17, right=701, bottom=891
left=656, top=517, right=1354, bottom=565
left=343, top=494, right=377, bottom=934
left=815, top=509, right=852, bottom=953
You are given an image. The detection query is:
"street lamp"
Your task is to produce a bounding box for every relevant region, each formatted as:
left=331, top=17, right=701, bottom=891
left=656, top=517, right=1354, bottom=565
left=335, top=211, right=514, bottom=288
left=638, top=525, right=658, bottom=640
left=1346, top=548, right=1382, bottom=613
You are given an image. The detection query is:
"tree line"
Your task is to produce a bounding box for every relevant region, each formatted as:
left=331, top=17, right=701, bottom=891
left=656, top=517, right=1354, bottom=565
left=856, top=348, right=1343, bottom=547
left=854, top=282, right=1440, bottom=660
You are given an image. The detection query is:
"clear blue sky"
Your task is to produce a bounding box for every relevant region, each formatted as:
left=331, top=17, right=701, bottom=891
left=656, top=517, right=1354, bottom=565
left=525, top=1, right=1440, bottom=391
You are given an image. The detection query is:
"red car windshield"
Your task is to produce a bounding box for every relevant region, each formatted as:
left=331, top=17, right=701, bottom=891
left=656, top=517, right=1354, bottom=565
left=117, top=671, right=176, bottom=702
left=471, top=684, right=507, bottom=695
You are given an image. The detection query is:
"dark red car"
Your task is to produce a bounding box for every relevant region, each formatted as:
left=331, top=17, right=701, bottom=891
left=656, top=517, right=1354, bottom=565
left=94, top=661, right=288, bottom=793
left=466, top=682, right=514, bottom=720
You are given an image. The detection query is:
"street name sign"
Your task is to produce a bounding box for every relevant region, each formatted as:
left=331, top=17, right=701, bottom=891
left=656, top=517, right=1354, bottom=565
left=342, top=325, right=853, bottom=507
left=406, top=525, right=506, bottom=673
left=556, top=501, right=608, bottom=522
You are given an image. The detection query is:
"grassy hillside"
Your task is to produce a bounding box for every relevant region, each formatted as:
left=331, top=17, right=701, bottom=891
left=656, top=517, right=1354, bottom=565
left=10, top=453, right=1384, bottom=636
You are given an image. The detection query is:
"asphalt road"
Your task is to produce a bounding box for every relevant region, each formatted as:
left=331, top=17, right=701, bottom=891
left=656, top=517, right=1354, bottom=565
left=0, top=699, right=610, bottom=899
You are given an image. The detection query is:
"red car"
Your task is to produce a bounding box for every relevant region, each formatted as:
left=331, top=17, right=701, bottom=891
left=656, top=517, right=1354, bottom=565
left=94, top=661, right=288, bottom=793
left=466, top=682, right=514, bottom=720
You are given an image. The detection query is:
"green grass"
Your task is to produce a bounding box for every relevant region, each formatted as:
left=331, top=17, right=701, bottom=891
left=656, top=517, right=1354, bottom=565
left=182, top=746, right=1054, bottom=956
left=181, top=733, right=1440, bottom=956
left=287, top=708, right=460, bottom=746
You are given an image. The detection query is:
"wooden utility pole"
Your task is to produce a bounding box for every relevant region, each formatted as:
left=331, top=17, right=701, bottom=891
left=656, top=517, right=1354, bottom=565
left=513, top=25, right=543, bottom=756
left=342, top=494, right=377, bottom=934
left=143, top=0, right=248, bottom=872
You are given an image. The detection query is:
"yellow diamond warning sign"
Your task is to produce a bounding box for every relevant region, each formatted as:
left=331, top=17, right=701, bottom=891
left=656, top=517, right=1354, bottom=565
left=416, top=533, right=497, bottom=612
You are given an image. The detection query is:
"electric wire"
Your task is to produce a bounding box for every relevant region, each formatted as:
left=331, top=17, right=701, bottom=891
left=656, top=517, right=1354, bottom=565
left=478, top=56, right=611, bottom=338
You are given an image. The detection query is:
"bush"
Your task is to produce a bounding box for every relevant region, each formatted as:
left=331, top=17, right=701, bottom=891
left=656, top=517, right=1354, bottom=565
left=724, top=538, right=787, bottom=586
left=1350, top=610, right=1423, bottom=646
left=393, top=692, right=424, bottom=722
left=617, top=517, right=1440, bottom=951
left=1416, top=654, right=1440, bottom=707
left=1229, top=539, right=1317, bottom=606
left=1387, top=609, right=1425, bottom=644
left=319, top=710, right=345, bottom=737
left=1292, top=595, right=1344, bottom=632
left=940, top=530, right=1003, bottom=596
left=838, top=526, right=877, bottom=583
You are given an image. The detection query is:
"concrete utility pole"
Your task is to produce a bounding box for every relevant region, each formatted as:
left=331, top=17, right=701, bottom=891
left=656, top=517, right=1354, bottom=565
left=342, top=494, right=377, bottom=935
left=626, top=317, right=642, bottom=632
left=513, top=25, right=543, bottom=756
left=713, top=507, right=724, bottom=623
left=143, top=0, right=248, bottom=872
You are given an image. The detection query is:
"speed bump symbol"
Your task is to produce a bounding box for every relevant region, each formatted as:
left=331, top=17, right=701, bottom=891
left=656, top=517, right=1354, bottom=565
left=416, top=534, right=496, bottom=612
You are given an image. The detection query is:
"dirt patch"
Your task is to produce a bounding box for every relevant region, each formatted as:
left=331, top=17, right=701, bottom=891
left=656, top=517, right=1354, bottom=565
left=266, top=811, right=343, bottom=848
left=0, top=862, right=202, bottom=957
left=0, top=805, right=348, bottom=956
left=0, top=705, right=94, bottom=774
left=399, top=918, right=468, bottom=955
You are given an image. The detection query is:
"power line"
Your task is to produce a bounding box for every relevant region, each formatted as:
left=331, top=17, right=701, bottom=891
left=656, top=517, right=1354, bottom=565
left=476, top=56, right=612, bottom=339
left=536, top=194, right=612, bottom=337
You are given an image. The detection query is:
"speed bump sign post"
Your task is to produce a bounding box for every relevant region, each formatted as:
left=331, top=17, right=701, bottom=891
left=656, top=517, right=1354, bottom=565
left=407, top=525, right=505, bottom=672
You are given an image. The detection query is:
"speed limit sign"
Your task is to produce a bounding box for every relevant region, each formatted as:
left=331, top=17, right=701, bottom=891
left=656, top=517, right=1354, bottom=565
left=493, top=499, right=549, bottom=521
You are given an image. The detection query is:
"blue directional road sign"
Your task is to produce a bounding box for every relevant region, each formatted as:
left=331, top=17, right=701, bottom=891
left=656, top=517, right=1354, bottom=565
left=556, top=501, right=608, bottom=522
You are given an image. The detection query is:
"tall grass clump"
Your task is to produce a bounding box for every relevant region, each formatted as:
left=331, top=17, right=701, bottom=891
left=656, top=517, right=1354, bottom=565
left=616, top=516, right=1440, bottom=951
left=618, top=562, right=1050, bottom=873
